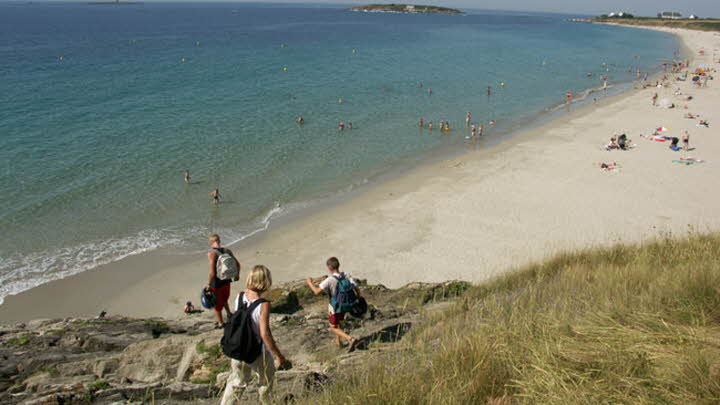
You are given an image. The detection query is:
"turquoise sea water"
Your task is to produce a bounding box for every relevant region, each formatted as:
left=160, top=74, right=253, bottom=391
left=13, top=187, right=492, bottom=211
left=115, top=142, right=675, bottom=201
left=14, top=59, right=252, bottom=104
left=0, top=3, right=678, bottom=303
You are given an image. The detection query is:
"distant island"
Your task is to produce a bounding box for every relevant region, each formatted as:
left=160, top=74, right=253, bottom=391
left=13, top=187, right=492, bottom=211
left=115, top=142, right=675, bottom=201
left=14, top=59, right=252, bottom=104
left=350, top=4, right=463, bottom=14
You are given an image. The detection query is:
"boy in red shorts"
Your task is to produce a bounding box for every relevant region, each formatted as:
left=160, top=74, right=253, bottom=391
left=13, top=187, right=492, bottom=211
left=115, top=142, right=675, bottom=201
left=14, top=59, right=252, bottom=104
left=206, top=234, right=240, bottom=328
left=306, top=257, right=358, bottom=351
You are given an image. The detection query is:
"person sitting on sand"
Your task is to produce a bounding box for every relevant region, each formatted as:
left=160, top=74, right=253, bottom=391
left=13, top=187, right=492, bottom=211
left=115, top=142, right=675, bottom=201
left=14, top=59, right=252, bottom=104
left=606, top=136, right=619, bottom=150
left=669, top=137, right=681, bottom=151
left=184, top=301, right=195, bottom=314
left=618, top=134, right=631, bottom=150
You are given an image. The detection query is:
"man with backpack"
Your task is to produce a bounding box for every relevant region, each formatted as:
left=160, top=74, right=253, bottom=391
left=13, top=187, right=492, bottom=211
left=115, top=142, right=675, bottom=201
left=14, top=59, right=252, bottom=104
left=305, top=257, right=359, bottom=351
left=207, top=234, right=241, bottom=328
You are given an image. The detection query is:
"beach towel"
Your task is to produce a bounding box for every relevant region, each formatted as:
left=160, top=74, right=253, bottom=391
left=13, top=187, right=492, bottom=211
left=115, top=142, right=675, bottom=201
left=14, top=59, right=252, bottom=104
left=673, top=160, right=703, bottom=165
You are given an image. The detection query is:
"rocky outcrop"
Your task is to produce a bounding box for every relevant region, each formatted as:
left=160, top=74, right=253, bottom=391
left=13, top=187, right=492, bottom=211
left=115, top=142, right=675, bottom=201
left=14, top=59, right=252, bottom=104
left=0, top=279, right=469, bottom=404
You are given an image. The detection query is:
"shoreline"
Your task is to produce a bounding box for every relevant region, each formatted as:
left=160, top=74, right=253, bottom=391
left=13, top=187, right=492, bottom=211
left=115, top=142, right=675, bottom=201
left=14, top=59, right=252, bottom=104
left=2, top=26, right=718, bottom=323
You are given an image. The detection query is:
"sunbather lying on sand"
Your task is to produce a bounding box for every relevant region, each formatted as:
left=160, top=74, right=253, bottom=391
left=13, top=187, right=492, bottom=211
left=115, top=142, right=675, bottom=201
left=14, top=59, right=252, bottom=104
left=698, top=120, right=709, bottom=128
left=599, top=162, right=618, bottom=171
left=684, top=113, right=697, bottom=119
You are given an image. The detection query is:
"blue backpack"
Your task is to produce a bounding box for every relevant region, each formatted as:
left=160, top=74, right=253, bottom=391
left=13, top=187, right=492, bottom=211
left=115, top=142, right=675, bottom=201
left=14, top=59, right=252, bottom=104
left=330, top=274, right=359, bottom=314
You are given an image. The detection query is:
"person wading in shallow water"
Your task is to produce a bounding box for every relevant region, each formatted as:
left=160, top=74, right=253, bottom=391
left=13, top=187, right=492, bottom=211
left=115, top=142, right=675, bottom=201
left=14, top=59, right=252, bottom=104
left=210, top=188, right=221, bottom=205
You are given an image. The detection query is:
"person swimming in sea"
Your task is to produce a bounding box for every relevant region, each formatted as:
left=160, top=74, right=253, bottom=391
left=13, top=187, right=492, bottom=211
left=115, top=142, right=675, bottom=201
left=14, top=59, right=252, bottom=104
left=419, top=116, right=424, bottom=128
left=296, top=116, right=305, bottom=125
left=184, top=170, right=190, bottom=185
left=465, top=112, right=471, bottom=128
left=339, top=121, right=345, bottom=131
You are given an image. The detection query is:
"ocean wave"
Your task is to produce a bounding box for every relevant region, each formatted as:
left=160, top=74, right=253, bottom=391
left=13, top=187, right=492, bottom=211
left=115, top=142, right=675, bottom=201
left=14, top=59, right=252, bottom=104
left=0, top=203, right=288, bottom=306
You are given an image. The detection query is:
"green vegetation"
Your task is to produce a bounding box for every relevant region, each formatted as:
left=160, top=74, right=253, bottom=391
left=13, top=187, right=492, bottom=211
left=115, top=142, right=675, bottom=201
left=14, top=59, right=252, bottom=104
left=592, top=17, right=720, bottom=32
left=301, top=233, right=720, bottom=403
left=7, top=334, right=31, bottom=346
left=196, top=341, right=223, bottom=358
left=194, top=341, right=229, bottom=385
left=350, top=4, right=462, bottom=14
left=87, top=379, right=110, bottom=392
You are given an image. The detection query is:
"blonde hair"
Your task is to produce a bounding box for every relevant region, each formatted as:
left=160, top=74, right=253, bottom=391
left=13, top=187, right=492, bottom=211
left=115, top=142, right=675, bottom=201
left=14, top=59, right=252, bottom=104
left=209, top=234, right=220, bottom=244
left=246, top=265, right=272, bottom=293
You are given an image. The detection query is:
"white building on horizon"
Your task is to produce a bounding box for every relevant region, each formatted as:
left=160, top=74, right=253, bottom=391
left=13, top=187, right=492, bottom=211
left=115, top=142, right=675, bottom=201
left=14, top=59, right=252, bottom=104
left=659, top=11, right=682, bottom=19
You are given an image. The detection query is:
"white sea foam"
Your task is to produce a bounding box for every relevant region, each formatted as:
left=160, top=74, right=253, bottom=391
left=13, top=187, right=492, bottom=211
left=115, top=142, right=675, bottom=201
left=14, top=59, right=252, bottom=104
left=0, top=203, right=290, bottom=306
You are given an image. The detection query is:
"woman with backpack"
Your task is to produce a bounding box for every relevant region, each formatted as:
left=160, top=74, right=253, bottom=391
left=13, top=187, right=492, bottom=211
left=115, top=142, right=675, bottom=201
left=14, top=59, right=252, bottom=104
left=221, top=265, right=288, bottom=405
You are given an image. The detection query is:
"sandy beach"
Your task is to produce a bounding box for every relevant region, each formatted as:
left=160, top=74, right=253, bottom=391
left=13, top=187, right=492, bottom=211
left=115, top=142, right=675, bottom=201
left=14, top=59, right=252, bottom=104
left=1, top=27, right=718, bottom=323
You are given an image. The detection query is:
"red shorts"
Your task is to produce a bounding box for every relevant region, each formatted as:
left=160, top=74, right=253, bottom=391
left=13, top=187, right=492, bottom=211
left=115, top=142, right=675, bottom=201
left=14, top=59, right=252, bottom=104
left=329, top=312, right=345, bottom=326
left=211, top=284, right=230, bottom=311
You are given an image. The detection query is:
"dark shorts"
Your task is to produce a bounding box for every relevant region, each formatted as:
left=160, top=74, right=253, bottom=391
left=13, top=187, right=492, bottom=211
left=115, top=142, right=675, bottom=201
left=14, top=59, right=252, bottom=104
left=211, top=284, right=230, bottom=311
left=329, top=312, right=345, bottom=327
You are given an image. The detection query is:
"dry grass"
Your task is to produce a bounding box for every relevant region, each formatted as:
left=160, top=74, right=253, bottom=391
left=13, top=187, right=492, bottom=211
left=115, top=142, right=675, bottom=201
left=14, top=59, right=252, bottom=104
left=300, top=233, right=720, bottom=404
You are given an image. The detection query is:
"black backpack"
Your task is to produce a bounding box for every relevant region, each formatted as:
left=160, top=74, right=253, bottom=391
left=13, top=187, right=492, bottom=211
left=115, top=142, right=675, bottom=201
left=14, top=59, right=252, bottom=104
left=221, top=293, right=267, bottom=363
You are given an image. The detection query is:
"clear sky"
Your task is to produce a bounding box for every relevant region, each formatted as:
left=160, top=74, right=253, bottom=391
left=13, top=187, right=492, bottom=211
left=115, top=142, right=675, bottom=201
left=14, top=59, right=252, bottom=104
left=5, top=1, right=719, bottom=18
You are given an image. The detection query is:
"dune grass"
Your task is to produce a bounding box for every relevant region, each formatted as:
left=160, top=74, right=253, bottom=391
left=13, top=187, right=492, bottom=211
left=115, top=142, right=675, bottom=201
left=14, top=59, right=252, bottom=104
left=302, top=233, right=720, bottom=404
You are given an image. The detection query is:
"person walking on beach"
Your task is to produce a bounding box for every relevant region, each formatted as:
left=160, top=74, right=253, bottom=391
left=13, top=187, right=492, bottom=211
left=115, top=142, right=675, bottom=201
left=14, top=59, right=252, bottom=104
left=652, top=93, right=658, bottom=106
left=210, top=189, right=221, bottom=205
left=184, top=170, right=190, bottom=185
left=207, top=234, right=240, bottom=328
left=465, top=112, right=471, bottom=128
left=471, top=124, right=477, bottom=138
left=221, top=265, right=289, bottom=405
left=305, top=257, right=359, bottom=351
left=682, top=131, right=690, bottom=151
left=478, top=123, right=484, bottom=137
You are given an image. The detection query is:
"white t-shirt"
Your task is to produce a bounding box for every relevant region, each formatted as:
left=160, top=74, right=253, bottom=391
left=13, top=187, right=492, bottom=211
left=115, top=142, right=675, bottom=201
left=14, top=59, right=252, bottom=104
left=234, top=293, right=263, bottom=341
left=318, top=272, right=358, bottom=314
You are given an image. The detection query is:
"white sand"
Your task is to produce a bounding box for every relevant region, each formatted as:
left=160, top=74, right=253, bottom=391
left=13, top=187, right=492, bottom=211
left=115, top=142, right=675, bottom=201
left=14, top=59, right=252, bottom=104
left=1, top=27, right=718, bottom=322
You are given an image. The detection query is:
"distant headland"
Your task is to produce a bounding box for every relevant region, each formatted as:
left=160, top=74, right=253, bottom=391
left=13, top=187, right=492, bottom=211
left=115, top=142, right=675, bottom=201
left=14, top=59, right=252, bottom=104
left=350, top=4, right=463, bottom=14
